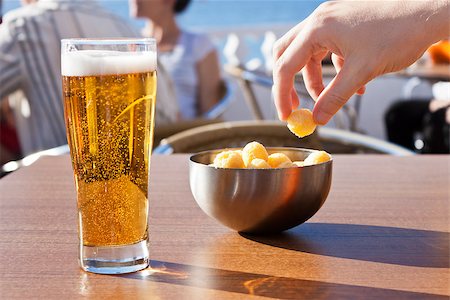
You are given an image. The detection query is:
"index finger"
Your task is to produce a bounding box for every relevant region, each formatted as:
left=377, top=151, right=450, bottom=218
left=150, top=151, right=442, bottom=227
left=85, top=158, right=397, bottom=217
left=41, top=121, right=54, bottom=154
left=273, top=31, right=314, bottom=120
left=272, top=19, right=308, bottom=62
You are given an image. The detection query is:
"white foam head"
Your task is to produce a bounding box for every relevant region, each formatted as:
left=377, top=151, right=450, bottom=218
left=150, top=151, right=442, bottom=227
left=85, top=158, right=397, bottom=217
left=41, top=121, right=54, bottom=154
left=61, top=50, right=157, bottom=76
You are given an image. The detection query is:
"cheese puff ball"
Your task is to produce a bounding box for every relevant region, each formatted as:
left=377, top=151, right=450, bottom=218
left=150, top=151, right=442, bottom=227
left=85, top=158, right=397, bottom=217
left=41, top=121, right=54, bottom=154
left=268, top=153, right=292, bottom=168
left=277, top=161, right=296, bottom=168
left=213, top=150, right=245, bottom=168
left=304, top=151, right=331, bottom=166
left=287, top=109, right=317, bottom=138
left=247, top=158, right=271, bottom=169
left=292, top=161, right=305, bottom=167
left=242, top=141, right=269, bottom=167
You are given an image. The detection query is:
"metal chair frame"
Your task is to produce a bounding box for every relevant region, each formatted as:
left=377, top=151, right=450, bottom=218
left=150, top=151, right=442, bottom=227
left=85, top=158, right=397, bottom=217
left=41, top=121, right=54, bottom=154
left=153, top=120, right=414, bottom=155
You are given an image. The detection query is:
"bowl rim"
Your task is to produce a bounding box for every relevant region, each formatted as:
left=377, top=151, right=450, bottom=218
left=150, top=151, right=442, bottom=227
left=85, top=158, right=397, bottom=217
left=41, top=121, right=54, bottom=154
left=189, top=147, right=333, bottom=170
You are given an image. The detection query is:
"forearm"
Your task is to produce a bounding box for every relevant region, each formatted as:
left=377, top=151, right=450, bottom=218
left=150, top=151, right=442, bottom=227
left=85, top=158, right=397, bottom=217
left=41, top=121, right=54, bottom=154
left=198, top=83, right=222, bottom=115
left=197, top=51, right=223, bottom=115
left=418, top=0, right=450, bottom=43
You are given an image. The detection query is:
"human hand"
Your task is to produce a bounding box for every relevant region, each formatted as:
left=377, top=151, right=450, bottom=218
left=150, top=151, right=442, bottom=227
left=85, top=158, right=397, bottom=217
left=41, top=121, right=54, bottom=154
left=273, top=0, right=449, bottom=124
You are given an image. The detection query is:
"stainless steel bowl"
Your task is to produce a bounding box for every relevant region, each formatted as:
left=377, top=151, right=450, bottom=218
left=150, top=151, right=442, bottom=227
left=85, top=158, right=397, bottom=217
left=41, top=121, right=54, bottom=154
left=189, top=147, right=332, bottom=234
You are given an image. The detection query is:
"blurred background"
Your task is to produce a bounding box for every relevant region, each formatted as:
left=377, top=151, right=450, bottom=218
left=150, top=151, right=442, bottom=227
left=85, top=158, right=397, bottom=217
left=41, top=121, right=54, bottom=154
left=1, top=0, right=448, bottom=173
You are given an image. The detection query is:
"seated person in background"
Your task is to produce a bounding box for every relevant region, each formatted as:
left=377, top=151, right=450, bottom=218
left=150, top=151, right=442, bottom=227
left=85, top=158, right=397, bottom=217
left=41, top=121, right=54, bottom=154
left=129, top=0, right=224, bottom=119
left=0, top=0, right=21, bottom=164
left=385, top=40, right=450, bottom=154
left=0, top=0, right=178, bottom=158
left=0, top=96, right=21, bottom=165
left=385, top=95, right=449, bottom=154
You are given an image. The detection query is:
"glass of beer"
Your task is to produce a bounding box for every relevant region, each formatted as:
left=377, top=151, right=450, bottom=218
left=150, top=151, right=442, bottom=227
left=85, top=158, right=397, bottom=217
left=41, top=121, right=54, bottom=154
left=61, top=39, right=157, bottom=274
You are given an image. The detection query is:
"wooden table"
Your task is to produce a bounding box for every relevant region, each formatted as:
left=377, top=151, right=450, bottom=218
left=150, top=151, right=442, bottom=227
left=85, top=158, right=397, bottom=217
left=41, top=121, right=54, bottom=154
left=0, top=154, right=448, bottom=299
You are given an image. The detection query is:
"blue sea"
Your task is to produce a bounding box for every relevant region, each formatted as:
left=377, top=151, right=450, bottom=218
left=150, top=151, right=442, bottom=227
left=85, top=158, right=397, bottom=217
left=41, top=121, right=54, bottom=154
left=2, top=0, right=324, bottom=30
left=2, top=0, right=324, bottom=65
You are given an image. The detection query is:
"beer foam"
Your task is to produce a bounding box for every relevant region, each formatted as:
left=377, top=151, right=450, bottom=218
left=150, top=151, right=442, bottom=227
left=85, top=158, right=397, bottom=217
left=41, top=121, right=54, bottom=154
left=61, top=50, right=157, bottom=76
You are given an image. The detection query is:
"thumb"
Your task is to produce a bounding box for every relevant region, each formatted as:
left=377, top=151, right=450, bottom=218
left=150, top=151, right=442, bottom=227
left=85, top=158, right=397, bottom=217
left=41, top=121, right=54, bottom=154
left=313, top=61, right=368, bottom=125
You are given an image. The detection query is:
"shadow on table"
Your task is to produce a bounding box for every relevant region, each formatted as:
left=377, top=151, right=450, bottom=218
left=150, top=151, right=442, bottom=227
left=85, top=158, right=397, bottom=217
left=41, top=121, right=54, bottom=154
left=241, top=223, right=449, bottom=268
left=119, top=260, right=447, bottom=299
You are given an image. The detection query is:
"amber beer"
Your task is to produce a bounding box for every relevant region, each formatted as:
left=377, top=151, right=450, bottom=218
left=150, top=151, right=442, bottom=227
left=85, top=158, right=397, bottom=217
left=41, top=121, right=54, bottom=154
left=61, top=39, right=156, bottom=274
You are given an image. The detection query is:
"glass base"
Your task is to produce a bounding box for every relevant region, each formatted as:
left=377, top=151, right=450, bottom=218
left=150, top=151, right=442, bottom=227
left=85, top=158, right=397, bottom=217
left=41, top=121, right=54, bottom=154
left=80, top=240, right=149, bottom=274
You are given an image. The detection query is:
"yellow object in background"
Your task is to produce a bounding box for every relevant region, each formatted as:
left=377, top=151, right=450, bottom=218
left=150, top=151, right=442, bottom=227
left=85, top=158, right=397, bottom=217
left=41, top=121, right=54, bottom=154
left=287, top=109, right=317, bottom=138
left=427, top=40, right=450, bottom=65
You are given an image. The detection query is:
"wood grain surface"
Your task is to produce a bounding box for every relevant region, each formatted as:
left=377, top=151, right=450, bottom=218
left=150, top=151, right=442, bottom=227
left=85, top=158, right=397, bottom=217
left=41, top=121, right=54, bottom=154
left=0, top=154, right=448, bottom=299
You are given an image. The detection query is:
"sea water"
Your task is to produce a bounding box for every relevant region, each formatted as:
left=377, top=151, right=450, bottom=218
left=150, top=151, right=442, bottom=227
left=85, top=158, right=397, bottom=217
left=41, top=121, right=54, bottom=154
left=2, top=0, right=324, bottom=30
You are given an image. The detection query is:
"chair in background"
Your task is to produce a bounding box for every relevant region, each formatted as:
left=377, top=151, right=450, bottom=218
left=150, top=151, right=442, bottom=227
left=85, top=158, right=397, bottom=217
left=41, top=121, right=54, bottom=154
left=0, top=81, right=235, bottom=177
left=153, top=79, right=234, bottom=146
left=1, top=144, right=70, bottom=177
left=153, top=120, right=414, bottom=155
left=1, top=119, right=413, bottom=177
left=202, top=80, right=235, bottom=120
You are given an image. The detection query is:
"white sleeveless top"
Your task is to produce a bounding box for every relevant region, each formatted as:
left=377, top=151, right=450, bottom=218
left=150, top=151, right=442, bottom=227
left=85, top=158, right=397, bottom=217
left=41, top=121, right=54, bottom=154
left=159, top=31, right=216, bottom=119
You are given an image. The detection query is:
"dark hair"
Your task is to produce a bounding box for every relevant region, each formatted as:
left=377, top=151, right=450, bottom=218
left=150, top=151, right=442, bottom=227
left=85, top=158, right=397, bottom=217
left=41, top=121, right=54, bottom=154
left=174, top=0, right=191, bottom=14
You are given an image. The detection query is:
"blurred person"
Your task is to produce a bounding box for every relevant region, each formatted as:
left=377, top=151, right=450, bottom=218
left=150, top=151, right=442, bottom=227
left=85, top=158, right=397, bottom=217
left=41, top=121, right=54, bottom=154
left=271, top=0, right=450, bottom=126
left=0, top=0, right=21, bottom=164
left=0, top=97, right=21, bottom=165
left=0, top=0, right=178, bottom=158
left=129, top=0, right=224, bottom=119
left=385, top=97, right=450, bottom=154
left=385, top=41, right=450, bottom=154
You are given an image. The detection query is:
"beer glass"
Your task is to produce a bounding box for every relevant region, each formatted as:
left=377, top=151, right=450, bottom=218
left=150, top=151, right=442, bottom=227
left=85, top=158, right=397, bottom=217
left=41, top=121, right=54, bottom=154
left=61, top=39, right=157, bottom=274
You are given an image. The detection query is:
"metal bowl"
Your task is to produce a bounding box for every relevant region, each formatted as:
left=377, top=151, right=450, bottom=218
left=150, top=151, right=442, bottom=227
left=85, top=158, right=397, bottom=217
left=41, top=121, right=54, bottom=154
left=189, top=147, right=332, bottom=234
